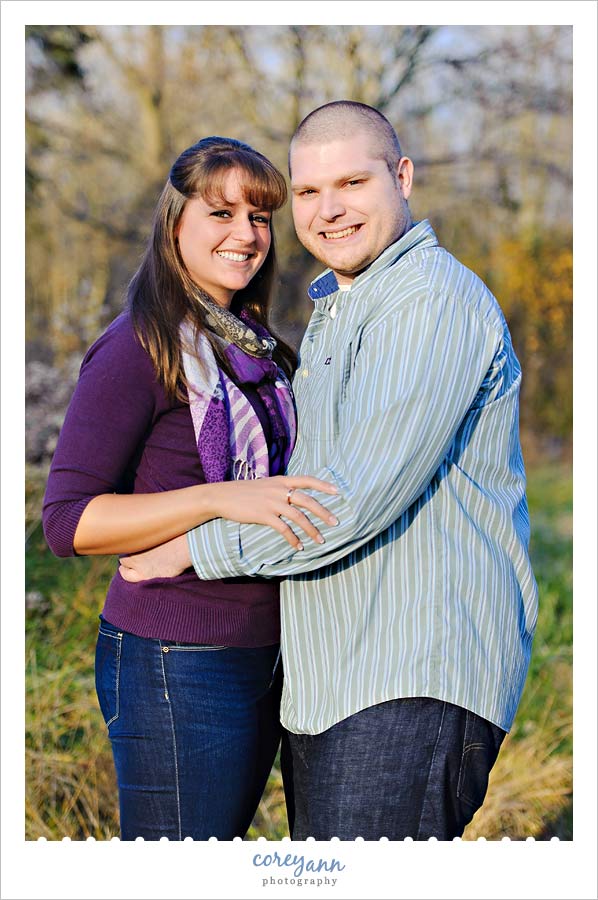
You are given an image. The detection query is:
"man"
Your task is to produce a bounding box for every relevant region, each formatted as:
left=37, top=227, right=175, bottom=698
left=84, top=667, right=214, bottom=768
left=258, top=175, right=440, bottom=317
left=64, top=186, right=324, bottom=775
left=121, top=101, right=538, bottom=840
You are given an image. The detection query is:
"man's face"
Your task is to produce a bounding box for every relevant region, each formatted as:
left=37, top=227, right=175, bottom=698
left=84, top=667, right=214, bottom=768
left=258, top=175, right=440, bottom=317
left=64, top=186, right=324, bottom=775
left=290, top=133, right=413, bottom=284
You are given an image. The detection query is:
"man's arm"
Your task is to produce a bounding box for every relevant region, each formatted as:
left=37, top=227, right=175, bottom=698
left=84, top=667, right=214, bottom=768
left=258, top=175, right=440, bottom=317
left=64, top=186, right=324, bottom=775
left=188, top=292, right=501, bottom=580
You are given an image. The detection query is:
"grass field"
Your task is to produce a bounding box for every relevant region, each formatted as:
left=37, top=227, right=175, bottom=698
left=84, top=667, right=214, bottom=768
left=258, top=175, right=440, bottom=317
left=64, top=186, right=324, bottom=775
left=25, top=461, right=572, bottom=840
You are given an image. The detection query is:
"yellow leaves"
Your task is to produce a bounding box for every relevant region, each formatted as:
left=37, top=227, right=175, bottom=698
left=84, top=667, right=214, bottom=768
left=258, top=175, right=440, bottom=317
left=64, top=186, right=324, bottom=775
left=463, top=229, right=572, bottom=439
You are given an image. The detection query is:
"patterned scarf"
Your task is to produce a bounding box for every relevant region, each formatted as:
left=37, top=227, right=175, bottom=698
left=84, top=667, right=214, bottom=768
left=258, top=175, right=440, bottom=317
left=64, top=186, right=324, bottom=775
left=181, top=307, right=297, bottom=483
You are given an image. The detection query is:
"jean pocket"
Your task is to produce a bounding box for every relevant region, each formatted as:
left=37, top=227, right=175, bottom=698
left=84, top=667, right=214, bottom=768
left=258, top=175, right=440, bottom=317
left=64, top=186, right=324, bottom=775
left=95, top=620, right=123, bottom=728
left=161, top=643, right=228, bottom=653
left=456, top=710, right=505, bottom=810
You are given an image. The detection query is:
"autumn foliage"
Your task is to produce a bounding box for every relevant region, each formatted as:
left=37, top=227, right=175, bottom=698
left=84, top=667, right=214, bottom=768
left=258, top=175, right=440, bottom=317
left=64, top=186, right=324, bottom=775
left=461, top=229, right=572, bottom=445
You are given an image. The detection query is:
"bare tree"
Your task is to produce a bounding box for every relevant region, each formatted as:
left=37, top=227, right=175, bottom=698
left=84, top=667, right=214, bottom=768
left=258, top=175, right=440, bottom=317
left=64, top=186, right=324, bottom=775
left=26, top=24, right=571, bottom=362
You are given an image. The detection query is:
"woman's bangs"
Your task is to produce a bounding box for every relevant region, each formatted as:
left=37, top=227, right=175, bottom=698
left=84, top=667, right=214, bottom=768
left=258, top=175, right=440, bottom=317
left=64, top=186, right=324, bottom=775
left=198, top=154, right=287, bottom=211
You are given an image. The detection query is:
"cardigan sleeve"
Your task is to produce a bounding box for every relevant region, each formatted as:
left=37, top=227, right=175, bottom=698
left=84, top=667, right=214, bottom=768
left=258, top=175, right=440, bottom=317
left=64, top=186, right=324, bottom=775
left=42, top=313, right=159, bottom=557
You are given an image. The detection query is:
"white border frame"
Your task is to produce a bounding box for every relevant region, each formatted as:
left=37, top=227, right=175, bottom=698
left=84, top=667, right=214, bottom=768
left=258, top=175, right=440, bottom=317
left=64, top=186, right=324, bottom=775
left=2, top=3, right=596, bottom=899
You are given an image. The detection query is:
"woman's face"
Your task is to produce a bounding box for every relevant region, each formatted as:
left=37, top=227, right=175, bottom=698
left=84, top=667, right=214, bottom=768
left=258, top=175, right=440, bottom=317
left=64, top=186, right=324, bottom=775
left=175, top=169, right=272, bottom=308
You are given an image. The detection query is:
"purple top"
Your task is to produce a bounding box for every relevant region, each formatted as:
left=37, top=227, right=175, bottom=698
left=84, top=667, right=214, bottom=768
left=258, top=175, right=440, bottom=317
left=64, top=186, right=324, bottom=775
left=42, top=311, right=285, bottom=647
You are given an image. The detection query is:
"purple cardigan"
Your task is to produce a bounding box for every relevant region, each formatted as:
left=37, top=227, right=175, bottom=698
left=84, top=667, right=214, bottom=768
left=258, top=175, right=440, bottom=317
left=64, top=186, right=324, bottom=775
left=42, top=312, right=282, bottom=647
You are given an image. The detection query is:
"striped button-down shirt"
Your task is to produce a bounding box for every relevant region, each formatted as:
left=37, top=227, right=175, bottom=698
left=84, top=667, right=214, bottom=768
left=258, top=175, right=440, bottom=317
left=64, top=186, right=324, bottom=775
left=189, top=220, right=538, bottom=734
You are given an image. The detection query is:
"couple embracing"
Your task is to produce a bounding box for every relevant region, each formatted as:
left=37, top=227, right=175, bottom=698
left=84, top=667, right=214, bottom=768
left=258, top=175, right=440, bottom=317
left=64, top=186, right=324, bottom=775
left=43, top=101, right=538, bottom=841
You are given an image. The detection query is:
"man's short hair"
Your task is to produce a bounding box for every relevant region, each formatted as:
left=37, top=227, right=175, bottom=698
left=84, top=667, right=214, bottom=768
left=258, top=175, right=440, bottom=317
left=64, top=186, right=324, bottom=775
left=289, top=101, right=403, bottom=177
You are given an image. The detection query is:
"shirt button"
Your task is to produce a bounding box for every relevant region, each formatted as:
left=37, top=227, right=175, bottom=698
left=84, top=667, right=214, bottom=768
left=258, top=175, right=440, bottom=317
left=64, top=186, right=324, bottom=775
left=330, top=305, right=337, bottom=319
left=302, top=368, right=309, bottom=378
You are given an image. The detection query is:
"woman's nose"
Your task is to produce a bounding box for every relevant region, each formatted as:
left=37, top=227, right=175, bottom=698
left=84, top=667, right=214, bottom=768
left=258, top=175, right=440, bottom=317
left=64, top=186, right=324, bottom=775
left=231, top=216, right=257, bottom=243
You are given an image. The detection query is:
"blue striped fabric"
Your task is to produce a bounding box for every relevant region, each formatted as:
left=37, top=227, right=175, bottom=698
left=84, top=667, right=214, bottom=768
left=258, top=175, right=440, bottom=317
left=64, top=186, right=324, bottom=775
left=188, top=220, right=538, bottom=734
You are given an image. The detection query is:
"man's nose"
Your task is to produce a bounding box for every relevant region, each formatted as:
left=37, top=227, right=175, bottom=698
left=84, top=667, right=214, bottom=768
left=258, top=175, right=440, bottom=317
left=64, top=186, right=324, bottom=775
left=318, top=191, right=346, bottom=222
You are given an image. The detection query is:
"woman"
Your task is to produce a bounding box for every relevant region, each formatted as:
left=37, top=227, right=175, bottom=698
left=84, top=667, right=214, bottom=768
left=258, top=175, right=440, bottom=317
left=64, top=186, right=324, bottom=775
left=42, top=137, right=337, bottom=840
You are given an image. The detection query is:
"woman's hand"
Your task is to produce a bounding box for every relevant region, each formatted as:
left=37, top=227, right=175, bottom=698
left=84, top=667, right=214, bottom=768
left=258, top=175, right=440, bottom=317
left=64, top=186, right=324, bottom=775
left=204, top=475, right=339, bottom=550
left=118, top=475, right=339, bottom=582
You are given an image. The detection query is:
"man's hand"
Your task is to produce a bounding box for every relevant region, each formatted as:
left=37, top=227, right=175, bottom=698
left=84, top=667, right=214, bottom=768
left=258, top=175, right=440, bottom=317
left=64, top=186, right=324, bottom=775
left=119, top=533, right=191, bottom=582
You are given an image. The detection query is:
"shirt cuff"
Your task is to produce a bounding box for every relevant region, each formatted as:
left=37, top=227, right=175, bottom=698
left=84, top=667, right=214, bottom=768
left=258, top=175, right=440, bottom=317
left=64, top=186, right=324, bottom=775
left=187, top=517, right=246, bottom=580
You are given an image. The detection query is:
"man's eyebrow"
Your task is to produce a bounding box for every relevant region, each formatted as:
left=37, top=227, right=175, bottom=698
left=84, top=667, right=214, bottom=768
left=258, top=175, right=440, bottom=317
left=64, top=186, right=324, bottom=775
left=291, top=170, right=374, bottom=191
left=340, top=170, right=373, bottom=181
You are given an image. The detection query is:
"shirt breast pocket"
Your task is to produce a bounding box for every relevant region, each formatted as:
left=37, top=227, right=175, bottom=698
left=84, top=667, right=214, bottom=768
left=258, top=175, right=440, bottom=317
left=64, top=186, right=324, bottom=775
left=295, top=356, right=341, bottom=444
left=296, top=343, right=357, bottom=445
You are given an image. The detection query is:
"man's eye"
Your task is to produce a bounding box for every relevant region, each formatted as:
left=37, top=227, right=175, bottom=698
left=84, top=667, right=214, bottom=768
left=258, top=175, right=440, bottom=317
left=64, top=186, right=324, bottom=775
left=299, top=189, right=316, bottom=197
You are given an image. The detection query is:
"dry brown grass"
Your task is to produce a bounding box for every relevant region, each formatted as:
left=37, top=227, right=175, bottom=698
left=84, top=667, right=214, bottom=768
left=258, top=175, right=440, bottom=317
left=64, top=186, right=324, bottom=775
left=463, top=717, right=572, bottom=840
left=25, top=462, right=573, bottom=841
left=25, top=648, right=120, bottom=840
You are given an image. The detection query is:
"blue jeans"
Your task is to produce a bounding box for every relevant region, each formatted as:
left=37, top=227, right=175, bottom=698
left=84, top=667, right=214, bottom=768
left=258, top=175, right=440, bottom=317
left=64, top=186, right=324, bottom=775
left=95, top=617, right=284, bottom=840
left=284, top=697, right=505, bottom=840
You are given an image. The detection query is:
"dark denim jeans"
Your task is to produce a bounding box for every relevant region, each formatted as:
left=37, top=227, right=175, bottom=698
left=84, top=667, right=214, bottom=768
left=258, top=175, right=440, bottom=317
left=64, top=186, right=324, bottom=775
left=284, top=696, right=505, bottom=840
left=95, top=617, right=283, bottom=840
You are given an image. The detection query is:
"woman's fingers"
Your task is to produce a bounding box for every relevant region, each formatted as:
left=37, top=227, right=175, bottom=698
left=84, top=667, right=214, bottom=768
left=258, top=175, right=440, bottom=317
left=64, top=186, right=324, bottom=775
left=282, top=505, right=326, bottom=544
left=269, top=516, right=304, bottom=550
left=290, top=476, right=339, bottom=495
left=268, top=486, right=342, bottom=547
left=285, top=489, right=339, bottom=526
left=268, top=481, right=341, bottom=547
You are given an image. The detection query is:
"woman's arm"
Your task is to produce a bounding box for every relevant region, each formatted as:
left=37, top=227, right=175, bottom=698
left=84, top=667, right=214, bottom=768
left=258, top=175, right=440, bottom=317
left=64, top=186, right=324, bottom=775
left=43, top=314, right=337, bottom=558
left=73, top=475, right=338, bottom=556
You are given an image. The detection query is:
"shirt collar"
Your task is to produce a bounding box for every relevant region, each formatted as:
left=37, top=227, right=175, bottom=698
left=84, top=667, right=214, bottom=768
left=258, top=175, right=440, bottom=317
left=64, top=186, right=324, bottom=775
left=307, top=220, right=438, bottom=310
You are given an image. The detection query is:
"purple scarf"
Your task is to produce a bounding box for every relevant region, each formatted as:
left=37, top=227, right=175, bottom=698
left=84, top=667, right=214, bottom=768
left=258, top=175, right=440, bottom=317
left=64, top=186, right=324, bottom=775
left=181, top=317, right=297, bottom=483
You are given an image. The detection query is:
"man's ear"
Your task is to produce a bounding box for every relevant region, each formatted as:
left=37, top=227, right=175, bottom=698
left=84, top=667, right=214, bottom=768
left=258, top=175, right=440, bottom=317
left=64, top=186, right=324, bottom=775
left=396, top=157, right=414, bottom=200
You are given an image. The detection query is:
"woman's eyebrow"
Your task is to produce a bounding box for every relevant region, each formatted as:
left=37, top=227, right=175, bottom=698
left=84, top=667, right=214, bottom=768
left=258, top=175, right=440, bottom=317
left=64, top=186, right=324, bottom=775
left=205, top=196, right=269, bottom=211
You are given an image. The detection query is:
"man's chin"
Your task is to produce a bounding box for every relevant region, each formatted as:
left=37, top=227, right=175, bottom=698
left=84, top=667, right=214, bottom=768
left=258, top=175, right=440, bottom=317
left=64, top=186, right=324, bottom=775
left=328, top=258, right=371, bottom=281
left=316, top=251, right=369, bottom=277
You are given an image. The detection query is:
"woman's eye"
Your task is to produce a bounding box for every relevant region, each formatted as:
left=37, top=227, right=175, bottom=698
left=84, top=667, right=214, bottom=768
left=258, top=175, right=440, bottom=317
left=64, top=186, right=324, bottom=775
left=210, top=209, right=232, bottom=218
left=251, top=214, right=270, bottom=225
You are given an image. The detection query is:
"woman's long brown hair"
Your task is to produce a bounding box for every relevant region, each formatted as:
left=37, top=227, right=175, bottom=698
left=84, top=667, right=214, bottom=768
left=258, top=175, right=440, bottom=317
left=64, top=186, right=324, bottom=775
left=129, top=137, right=297, bottom=401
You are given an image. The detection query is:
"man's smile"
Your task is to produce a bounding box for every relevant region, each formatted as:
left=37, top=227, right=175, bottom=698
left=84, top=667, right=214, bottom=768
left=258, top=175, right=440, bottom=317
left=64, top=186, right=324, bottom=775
left=320, top=225, right=363, bottom=241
